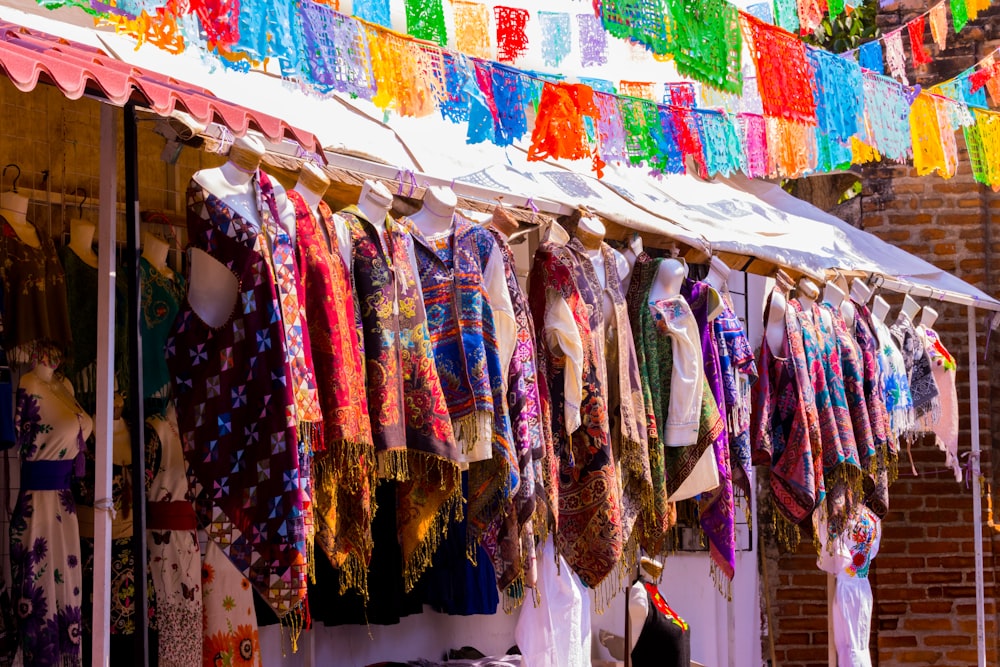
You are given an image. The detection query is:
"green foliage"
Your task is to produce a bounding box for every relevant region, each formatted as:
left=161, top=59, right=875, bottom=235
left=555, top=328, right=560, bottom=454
left=802, top=0, right=881, bottom=53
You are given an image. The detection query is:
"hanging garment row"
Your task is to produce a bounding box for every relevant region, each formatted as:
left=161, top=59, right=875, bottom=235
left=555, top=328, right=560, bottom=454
left=0, top=134, right=960, bottom=667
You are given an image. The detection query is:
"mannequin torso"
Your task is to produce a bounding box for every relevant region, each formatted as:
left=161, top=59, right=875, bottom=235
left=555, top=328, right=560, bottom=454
left=142, top=231, right=175, bottom=279
left=357, top=179, right=394, bottom=258
left=408, top=185, right=457, bottom=238
left=0, top=191, right=40, bottom=248
left=68, top=219, right=98, bottom=268
left=648, top=257, right=687, bottom=303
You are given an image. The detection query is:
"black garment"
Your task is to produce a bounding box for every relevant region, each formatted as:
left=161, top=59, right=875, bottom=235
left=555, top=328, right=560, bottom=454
left=631, top=582, right=691, bottom=667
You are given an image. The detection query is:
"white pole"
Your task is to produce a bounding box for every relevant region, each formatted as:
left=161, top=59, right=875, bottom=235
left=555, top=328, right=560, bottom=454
left=91, top=103, right=117, bottom=667
left=967, top=305, right=986, bottom=667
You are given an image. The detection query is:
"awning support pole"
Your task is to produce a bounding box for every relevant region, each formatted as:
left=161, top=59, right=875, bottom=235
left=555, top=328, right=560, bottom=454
left=968, top=305, right=986, bottom=667
left=124, top=101, right=150, bottom=667
left=91, top=101, right=117, bottom=667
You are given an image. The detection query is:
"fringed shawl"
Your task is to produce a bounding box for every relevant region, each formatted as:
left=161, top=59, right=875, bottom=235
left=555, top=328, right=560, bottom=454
left=290, top=192, right=375, bottom=597
left=405, top=216, right=518, bottom=563
left=343, top=206, right=463, bottom=590
left=890, top=314, right=939, bottom=421
left=528, top=240, right=623, bottom=596
left=714, top=293, right=757, bottom=497
left=871, top=314, right=915, bottom=438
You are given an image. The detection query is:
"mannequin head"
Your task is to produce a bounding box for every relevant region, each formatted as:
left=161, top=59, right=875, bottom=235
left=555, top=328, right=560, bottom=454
left=575, top=214, right=606, bottom=251
left=361, top=179, right=392, bottom=211
left=142, top=231, right=172, bottom=273
left=705, top=256, right=731, bottom=291
left=227, top=135, right=265, bottom=173
left=849, top=278, right=872, bottom=306
left=649, top=257, right=687, bottom=301
left=899, top=294, right=920, bottom=323
left=871, top=295, right=891, bottom=323
left=294, top=162, right=330, bottom=215
left=823, top=281, right=846, bottom=309
left=410, top=185, right=457, bottom=236
left=796, top=277, right=820, bottom=306
left=640, top=557, right=664, bottom=581
left=33, top=345, right=63, bottom=376
left=919, top=305, right=939, bottom=329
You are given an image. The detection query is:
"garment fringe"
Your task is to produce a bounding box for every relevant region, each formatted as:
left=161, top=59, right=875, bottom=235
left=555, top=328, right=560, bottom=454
left=453, top=411, right=494, bottom=457
left=501, top=573, right=526, bottom=614
left=402, top=483, right=463, bottom=593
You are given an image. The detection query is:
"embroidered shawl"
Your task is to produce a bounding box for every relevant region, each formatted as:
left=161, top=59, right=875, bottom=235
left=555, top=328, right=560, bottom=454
left=851, top=303, right=893, bottom=517
left=528, top=240, right=623, bottom=592
left=342, top=206, right=462, bottom=590
left=750, top=282, right=823, bottom=528
left=405, top=216, right=518, bottom=563
left=289, top=191, right=375, bottom=596
left=682, top=279, right=735, bottom=583
left=566, top=239, right=652, bottom=569
left=871, top=315, right=914, bottom=438
left=919, top=326, right=960, bottom=481
left=822, top=304, right=875, bottom=472
left=167, top=181, right=306, bottom=619
left=714, top=293, right=757, bottom=497
left=890, top=314, right=939, bottom=420
left=483, top=229, right=548, bottom=602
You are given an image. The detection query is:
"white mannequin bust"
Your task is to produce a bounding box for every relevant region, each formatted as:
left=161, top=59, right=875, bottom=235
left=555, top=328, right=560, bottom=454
left=849, top=279, right=872, bottom=306
left=899, top=294, right=921, bottom=323
left=871, top=295, right=891, bottom=324
left=765, top=273, right=792, bottom=358
left=409, top=185, right=457, bottom=237
left=844, top=278, right=872, bottom=332
left=796, top=277, right=820, bottom=310
left=142, top=231, right=174, bottom=279
left=68, top=219, right=99, bottom=268
left=621, top=233, right=644, bottom=292
left=0, top=190, right=40, bottom=248
left=648, top=257, right=687, bottom=303
left=355, top=179, right=394, bottom=260
left=293, top=162, right=330, bottom=220
left=705, top=256, right=731, bottom=292
left=823, top=281, right=845, bottom=310
left=22, top=357, right=94, bottom=440
left=919, top=305, right=938, bottom=329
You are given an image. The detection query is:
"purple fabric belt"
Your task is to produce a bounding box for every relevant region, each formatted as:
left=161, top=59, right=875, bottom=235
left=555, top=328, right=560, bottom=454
left=21, top=460, right=73, bottom=490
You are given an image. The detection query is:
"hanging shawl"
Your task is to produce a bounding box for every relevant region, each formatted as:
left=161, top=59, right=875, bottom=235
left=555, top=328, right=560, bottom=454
left=566, top=238, right=653, bottom=576
left=890, top=314, right=940, bottom=422
left=682, top=279, right=736, bottom=586
left=342, top=206, right=463, bottom=590
left=626, top=255, right=684, bottom=556
left=483, top=229, right=550, bottom=606
left=289, top=191, right=375, bottom=597
left=258, top=174, right=323, bottom=585
left=850, top=302, right=894, bottom=518
left=527, top=239, right=623, bottom=597
left=167, top=179, right=307, bottom=620
left=713, top=292, right=758, bottom=497
left=918, top=326, right=960, bottom=481
left=404, top=216, right=518, bottom=562
left=750, top=279, right=824, bottom=534
left=871, top=314, right=915, bottom=438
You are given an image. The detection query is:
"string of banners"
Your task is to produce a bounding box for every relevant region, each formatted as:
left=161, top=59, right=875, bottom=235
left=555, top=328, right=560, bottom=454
left=39, top=0, right=1000, bottom=188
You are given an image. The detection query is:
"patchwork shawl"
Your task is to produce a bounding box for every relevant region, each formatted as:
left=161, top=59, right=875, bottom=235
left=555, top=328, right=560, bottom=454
left=167, top=179, right=307, bottom=619
left=343, top=206, right=462, bottom=590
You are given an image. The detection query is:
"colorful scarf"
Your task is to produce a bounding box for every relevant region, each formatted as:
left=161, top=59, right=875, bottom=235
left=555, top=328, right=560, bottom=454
left=751, top=280, right=823, bottom=529
left=626, top=255, right=685, bottom=556
left=289, top=191, right=375, bottom=597
left=871, top=314, right=915, bottom=438
left=342, top=206, right=463, bottom=591
left=405, top=216, right=518, bottom=562
left=821, top=303, right=875, bottom=473
left=918, top=326, right=960, bottom=481
left=168, top=181, right=307, bottom=619
left=484, top=229, right=549, bottom=604
left=682, top=279, right=735, bottom=584
left=257, top=173, right=323, bottom=579
left=528, top=240, right=623, bottom=593
left=851, top=302, right=893, bottom=517
left=713, top=292, right=757, bottom=497
left=567, top=239, right=652, bottom=567
left=890, top=314, right=940, bottom=421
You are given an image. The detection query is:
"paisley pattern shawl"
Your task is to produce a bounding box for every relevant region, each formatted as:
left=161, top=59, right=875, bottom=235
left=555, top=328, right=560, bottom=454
left=289, top=192, right=375, bottom=597
left=810, top=303, right=861, bottom=472
left=405, top=216, right=517, bottom=563
left=822, top=303, right=875, bottom=472
left=890, top=314, right=939, bottom=420
left=750, top=283, right=823, bottom=527
left=851, top=303, right=893, bottom=517
left=342, top=206, right=462, bottom=591
left=567, top=239, right=652, bottom=561
left=167, top=183, right=306, bottom=619
left=527, top=241, right=623, bottom=591
left=626, top=255, right=680, bottom=555
left=714, top=294, right=757, bottom=497
left=484, top=229, right=547, bottom=600
left=682, top=280, right=735, bottom=583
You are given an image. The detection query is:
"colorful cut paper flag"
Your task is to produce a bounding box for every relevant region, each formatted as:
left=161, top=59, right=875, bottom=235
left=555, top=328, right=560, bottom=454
left=862, top=72, right=913, bottom=163
left=951, top=0, right=968, bottom=33
left=908, top=17, right=933, bottom=66
left=189, top=0, right=240, bottom=49
left=929, top=2, right=948, bottom=50
left=772, top=0, right=800, bottom=34
left=738, top=113, right=772, bottom=178
left=354, top=0, right=391, bottom=28
left=599, top=0, right=671, bottom=55
left=620, top=81, right=657, bottom=100
left=538, top=12, right=571, bottom=67
left=964, top=110, right=1000, bottom=189
left=664, top=83, right=697, bottom=108
left=885, top=30, right=908, bottom=84
left=766, top=117, right=817, bottom=177
left=743, top=15, right=817, bottom=124
left=577, top=13, right=609, bottom=67
left=664, top=0, right=743, bottom=95
left=909, top=93, right=947, bottom=176
left=859, top=40, right=884, bottom=75
left=453, top=0, right=492, bottom=60
left=809, top=49, right=864, bottom=143
left=406, top=0, right=448, bottom=46
left=299, top=1, right=375, bottom=99
left=797, top=0, right=825, bottom=34
left=495, top=6, right=530, bottom=63
left=529, top=82, right=594, bottom=161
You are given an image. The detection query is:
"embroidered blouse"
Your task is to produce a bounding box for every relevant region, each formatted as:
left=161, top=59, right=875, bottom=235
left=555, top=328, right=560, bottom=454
left=649, top=296, right=704, bottom=447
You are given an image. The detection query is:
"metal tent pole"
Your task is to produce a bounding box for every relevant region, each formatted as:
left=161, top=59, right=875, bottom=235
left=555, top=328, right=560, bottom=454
left=91, top=101, right=118, bottom=667
left=124, top=101, right=149, bottom=666
left=967, top=305, right=986, bottom=667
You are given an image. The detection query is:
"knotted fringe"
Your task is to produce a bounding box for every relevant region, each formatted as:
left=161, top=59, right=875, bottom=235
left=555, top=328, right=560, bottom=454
left=402, top=485, right=463, bottom=593
left=279, top=599, right=308, bottom=655
left=710, top=560, right=734, bottom=601
left=501, top=573, right=526, bottom=614
left=453, top=410, right=494, bottom=458
left=467, top=455, right=514, bottom=562
left=298, top=420, right=323, bottom=452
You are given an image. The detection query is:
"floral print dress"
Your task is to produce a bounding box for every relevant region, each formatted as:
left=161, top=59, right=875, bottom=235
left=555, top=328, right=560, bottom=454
left=11, top=376, right=92, bottom=666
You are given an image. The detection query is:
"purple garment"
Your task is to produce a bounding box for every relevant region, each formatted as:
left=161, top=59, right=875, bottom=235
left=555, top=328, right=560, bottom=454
left=682, top=279, right=735, bottom=582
